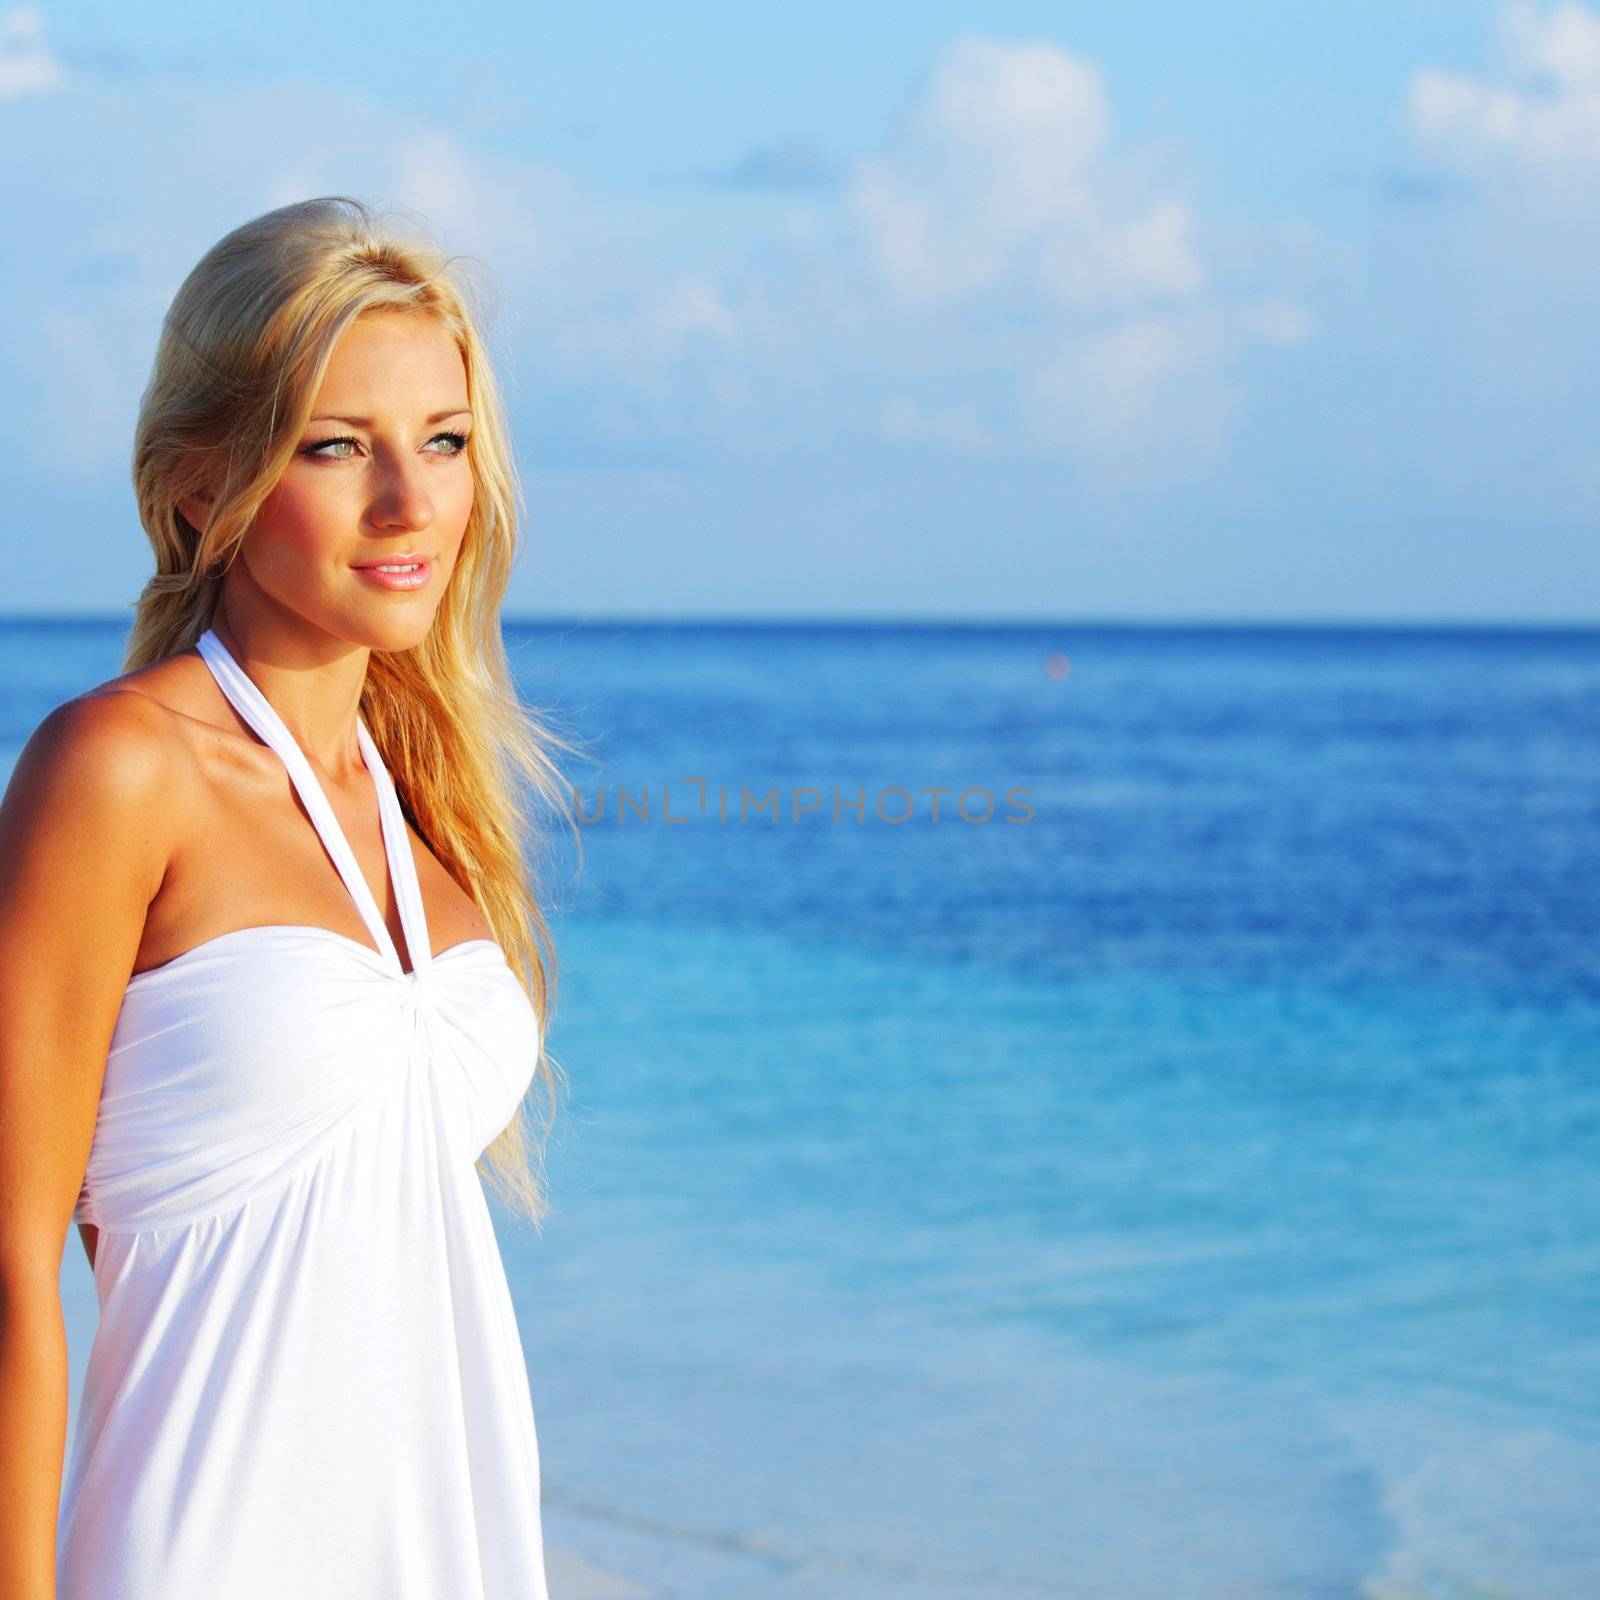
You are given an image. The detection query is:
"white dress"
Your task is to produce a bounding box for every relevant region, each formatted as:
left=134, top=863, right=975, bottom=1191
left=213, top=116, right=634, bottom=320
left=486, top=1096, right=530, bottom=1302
left=56, top=626, right=550, bottom=1598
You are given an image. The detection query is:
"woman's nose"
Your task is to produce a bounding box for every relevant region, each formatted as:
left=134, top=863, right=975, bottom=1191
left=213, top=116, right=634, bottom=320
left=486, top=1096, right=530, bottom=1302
left=370, top=457, right=434, bottom=531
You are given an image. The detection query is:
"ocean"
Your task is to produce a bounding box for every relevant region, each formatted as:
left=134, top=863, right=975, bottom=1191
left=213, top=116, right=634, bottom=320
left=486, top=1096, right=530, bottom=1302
left=21, top=617, right=1599, bottom=1599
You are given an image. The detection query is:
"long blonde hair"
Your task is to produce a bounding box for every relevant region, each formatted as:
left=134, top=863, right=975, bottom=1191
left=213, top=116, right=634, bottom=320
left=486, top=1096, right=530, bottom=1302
left=124, top=194, right=580, bottom=1228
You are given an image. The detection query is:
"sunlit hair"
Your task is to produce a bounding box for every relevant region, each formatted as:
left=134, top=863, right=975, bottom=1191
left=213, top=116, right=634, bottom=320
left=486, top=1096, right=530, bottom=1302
left=124, top=194, right=582, bottom=1227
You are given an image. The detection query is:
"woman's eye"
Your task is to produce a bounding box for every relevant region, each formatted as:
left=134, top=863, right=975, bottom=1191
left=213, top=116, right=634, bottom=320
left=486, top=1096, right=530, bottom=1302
left=301, top=432, right=468, bottom=461
left=303, top=435, right=358, bottom=459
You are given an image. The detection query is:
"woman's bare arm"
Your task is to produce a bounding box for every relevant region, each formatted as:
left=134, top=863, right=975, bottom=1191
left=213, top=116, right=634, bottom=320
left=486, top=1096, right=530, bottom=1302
left=0, top=690, right=176, bottom=1599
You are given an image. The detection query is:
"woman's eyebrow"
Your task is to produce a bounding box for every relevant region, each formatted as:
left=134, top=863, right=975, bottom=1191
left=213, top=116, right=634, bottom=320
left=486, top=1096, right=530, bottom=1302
left=307, top=407, right=472, bottom=427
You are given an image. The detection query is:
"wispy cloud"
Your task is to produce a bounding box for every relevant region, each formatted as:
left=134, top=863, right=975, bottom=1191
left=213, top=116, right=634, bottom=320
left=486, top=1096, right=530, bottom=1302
left=1333, top=0, right=1600, bottom=529
left=0, top=7, right=62, bottom=98
left=1406, top=0, right=1600, bottom=184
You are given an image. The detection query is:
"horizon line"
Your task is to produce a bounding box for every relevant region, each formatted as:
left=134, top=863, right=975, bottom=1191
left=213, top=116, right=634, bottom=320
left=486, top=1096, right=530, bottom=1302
left=1, top=611, right=1597, bottom=634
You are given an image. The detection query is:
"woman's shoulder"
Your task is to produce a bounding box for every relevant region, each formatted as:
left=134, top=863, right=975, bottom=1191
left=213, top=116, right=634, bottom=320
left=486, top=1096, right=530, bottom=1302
left=6, top=660, right=210, bottom=862
left=0, top=663, right=218, bottom=1087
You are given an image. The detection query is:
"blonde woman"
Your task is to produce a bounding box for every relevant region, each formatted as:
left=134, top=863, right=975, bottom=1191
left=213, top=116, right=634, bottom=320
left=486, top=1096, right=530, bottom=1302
left=0, top=196, right=576, bottom=1597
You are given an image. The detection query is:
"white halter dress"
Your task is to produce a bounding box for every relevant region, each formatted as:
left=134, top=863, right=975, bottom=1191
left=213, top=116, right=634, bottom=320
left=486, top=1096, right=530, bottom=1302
left=57, top=626, right=550, bottom=1598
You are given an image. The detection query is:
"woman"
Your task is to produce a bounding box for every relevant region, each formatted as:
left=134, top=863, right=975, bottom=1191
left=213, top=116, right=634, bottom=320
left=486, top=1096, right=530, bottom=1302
left=0, top=196, right=576, bottom=1597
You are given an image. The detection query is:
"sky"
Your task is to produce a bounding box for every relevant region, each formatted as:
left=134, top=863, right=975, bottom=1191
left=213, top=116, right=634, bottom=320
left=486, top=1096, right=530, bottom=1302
left=1, top=1, right=1597, bottom=623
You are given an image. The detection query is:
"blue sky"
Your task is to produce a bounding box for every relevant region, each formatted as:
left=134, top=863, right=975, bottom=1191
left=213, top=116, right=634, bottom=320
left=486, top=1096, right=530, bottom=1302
left=2, top=1, right=1596, bottom=621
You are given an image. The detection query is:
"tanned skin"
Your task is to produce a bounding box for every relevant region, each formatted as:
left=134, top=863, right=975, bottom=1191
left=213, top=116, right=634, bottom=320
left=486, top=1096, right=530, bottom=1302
left=0, top=308, right=498, bottom=1596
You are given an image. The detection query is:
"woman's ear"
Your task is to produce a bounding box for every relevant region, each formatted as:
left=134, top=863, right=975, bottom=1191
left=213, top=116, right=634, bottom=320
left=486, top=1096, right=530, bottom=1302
left=176, top=490, right=213, bottom=533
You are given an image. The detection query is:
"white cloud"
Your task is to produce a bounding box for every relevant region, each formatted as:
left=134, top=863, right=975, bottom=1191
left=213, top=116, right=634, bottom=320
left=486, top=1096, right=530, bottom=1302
left=845, top=37, right=1205, bottom=310
left=1406, top=0, right=1600, bottom=180
left=1502, top=0, right=1600, bottom=88
left=0, top=8, right=61, bottom=99
left=1336, top=1, right=1600, bottom=534
left=827, top=37, right=1306, bottom=464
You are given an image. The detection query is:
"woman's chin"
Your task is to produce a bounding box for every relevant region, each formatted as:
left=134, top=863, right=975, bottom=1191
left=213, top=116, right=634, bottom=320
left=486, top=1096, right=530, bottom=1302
left=368, top=615, right=444, bottom=654
left=329, top=596, right=447, bottom=656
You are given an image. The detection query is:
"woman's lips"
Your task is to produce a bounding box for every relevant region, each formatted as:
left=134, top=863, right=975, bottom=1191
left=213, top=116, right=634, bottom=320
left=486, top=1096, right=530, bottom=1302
left=353, top=557, right=433, bottom=592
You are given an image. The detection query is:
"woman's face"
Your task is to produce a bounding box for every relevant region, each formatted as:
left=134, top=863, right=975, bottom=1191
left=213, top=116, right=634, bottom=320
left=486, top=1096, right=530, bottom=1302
left=219, top=308, right=475, bottom=653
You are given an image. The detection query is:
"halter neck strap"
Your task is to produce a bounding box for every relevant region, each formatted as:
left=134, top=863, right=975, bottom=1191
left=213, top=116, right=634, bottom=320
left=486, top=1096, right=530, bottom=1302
left=193, top=627, right=432, bottom=976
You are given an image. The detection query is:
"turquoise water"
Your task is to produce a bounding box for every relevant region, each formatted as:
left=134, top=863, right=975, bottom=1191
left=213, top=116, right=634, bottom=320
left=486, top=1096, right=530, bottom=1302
left=20, top=618, right=1600, bottom=1599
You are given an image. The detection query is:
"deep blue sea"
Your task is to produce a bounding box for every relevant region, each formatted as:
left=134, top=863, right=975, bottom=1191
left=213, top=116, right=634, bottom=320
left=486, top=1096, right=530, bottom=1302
left=20, top=618, right=1599, bottom=1600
